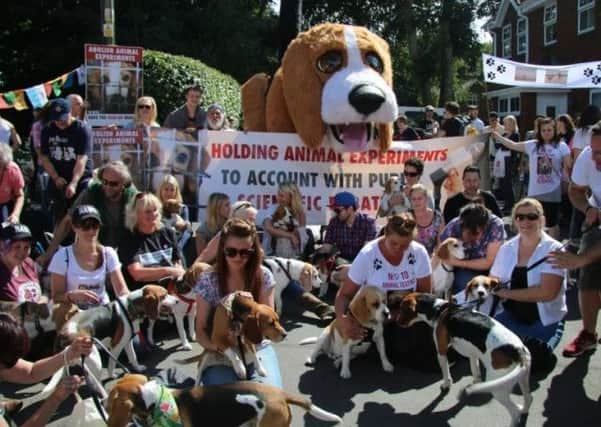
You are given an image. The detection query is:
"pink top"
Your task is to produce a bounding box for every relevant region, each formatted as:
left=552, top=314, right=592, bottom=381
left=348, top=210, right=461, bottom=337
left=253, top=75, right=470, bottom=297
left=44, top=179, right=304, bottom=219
left=0, top=161, right=24, bottom=204
left=0, top=257, right=42, bottom=302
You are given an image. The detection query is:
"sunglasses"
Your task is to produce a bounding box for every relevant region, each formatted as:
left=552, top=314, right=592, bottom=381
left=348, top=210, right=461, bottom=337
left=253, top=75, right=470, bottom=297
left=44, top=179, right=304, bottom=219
left=515, top=213, right=540, bottom=221
left=224, top=247, right=255, bottom=258
left=137, top=104, right=152, bottom=110
left=102, top=179, right=121, bottom=188
left=77, top=220, right=101, bottom=231
left=403, top=171, right=419, bottom=177
left=233, top=202, right=252, bottom=214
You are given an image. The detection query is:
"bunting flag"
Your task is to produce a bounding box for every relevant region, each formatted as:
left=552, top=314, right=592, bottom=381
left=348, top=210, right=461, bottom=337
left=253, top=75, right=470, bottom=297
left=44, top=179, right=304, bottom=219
left=25, top=84, right=48, bottom=109
left=0, top=67, right=82, bottom=111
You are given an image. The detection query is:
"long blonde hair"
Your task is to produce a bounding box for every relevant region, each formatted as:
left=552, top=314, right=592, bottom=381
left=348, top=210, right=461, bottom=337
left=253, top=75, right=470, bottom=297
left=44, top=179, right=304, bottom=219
left=278, top=182, right=303, bottom=219
left=511, top=197, right=545, bottom=232
left=206, top=193, right=230, bottom=233
left=156, top=174, right=183, bottom=204
left=134, top=96, right=158, bottom=126
left=503, top=115, right=519, bottom=133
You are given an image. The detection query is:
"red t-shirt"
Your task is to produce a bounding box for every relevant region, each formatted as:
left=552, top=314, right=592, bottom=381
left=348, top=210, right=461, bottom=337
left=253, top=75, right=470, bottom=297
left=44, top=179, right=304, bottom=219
left=0, top=161, right=25, bottom=204
left=0, top=257, right=42, bottom=302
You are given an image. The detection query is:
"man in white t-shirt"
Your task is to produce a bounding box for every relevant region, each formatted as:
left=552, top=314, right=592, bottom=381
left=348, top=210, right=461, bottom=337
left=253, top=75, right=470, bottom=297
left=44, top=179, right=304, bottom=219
left=563, top=124, right=601, bottom=357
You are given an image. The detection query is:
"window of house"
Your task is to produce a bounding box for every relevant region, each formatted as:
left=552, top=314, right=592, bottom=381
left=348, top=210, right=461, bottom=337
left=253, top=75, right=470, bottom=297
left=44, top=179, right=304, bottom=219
left=591, top=89, right=601, bottom=108
left=544, top=4, right=557, bottom=45
left=491, top=32, right=497, bottom=56
left=578, top=0, right=595, bottom=34
left=510, top=97, right=520, bottom=112
left=502, top=24, right=512, bottom=57
left=499, top=98, right=509, bottom=113
left=517, top=18, right=527, bottom=55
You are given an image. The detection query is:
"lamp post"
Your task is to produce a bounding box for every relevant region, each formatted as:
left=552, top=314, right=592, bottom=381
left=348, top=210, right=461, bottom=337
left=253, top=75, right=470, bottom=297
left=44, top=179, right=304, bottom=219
left=102, top=0, right=115, bottom=44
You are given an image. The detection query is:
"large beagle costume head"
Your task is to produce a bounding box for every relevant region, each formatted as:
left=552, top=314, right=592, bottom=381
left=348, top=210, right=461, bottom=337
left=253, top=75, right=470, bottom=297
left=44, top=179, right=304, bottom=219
left=243, top=23, right=397, bottom=152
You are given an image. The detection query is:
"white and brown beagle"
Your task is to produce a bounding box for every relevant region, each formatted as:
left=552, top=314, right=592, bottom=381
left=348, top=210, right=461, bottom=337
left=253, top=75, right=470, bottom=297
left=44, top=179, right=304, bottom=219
left=241, top=23, right=397, bottom=152
left=432, top=237, right=465, bottom=299
left=301, top=286, right=393, bottom=379
left=180, top=291, right=287, bottom=381
left=263, top=257, right=322, bottom=315
left=106, top=373, right=342, bottom=427
left=148, top=262, right=213, bottom=350
left=396, top=292, right=532, bottom=427
left=460, top=275, right=504, bottom=317
left=0, top=299, right=79, bottom=340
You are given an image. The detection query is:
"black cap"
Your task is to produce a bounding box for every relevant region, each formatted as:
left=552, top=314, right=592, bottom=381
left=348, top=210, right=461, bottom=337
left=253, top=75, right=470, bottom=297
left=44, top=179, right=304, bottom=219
left=72, top=205, right=102, bottom=226
left=1, top=223, right=32, bottom=242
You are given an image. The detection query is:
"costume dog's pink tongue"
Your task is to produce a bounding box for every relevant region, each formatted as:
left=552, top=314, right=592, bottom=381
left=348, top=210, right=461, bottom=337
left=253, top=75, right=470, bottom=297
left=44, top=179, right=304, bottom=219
left=340, top=124, right=368, bottom=151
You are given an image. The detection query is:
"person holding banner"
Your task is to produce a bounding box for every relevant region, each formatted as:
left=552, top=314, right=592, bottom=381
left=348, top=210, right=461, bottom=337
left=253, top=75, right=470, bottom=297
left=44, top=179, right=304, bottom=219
left=440, top=202, right=506, bottom=293
left=493, top=117, right=570, bottom=239
left=40, top=98, right=93, bottom=226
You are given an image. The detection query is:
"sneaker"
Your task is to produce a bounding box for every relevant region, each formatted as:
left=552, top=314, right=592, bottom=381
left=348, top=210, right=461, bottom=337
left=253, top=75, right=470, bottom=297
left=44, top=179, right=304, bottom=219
left=562, top=330, right=598, bottom=357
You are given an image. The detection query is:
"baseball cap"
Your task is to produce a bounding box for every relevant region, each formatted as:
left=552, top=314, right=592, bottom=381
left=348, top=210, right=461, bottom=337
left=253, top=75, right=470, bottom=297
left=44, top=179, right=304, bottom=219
left=329, top=191, right=358, bottom=209
left=424, top=105, right=435, bottom=112
left=48, top=98, right=71, bottom=121
left=72, top=205, right=102, bottom=226
left=0, top=223, right=32, bottom=242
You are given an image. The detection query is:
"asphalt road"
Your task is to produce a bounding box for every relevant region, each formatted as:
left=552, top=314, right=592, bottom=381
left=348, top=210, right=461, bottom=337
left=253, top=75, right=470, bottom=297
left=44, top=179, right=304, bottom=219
left=3, top=284, right=600, bottom=426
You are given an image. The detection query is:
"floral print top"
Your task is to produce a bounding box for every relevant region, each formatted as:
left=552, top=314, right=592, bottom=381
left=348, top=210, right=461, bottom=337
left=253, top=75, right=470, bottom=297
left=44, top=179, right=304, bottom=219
left=440, top=214, right=506, bottom=260
left=194, top=266, right=275, bottom=307
left=412, top=209, right=444, bottom=256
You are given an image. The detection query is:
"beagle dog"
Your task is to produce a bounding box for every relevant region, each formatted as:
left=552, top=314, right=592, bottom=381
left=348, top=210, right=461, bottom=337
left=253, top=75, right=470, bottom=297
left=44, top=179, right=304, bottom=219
left=460, top=275, right=504, bottom=317
left=262, top=257, right=322, bottom=315
left=241, top=23, right=398, bottom=152
left=181, top=292, right=287, bottom=381
left=396, top=293, right=532, bottom=427
left=301, top=286, right=393, bottom=379
left=432, top=237, right=465, bottom=299
left=55, top=285, right=175, bottom=378
left=310, top=245, right=349, bottom=297
left=106, top=373, right=342, bottom=427
left=147, top=262, right=213, bottom=350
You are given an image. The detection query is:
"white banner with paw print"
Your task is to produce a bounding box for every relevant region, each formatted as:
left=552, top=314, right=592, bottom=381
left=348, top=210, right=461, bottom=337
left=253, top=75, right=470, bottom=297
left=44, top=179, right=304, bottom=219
left=483, top=54, right=601, bottom=88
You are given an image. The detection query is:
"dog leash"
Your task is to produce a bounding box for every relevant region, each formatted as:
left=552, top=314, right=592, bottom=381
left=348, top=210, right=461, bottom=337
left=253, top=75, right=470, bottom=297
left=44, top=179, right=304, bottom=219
left=114, top=295, right=137, bottom=342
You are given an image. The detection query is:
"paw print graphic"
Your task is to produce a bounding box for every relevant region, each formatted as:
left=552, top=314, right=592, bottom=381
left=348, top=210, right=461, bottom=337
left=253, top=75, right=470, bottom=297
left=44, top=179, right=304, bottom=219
left=487, top=72, right=496, bottom=80
left=592, top=76, right=601, bottom=85
left=373, top=258, right=383, bottom=271
left=486, top=58, right=495, bottom=66
left=497, top=64, right=506, bottom=73
left=407, top=253, right=416, bottom=265
left=584, top=68, right=594, bottom=77
left=597, top=63, right=601, bottom=71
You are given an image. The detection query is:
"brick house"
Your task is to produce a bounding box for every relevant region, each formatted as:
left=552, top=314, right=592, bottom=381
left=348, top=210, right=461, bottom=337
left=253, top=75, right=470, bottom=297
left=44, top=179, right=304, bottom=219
left=484, top=0, right=601, bottom=136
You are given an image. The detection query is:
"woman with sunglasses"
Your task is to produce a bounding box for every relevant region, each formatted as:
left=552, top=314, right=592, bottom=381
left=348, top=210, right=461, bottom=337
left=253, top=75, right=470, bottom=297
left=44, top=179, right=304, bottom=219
left=489, top=198, right=567, bottom=370
left=493, top=117, right=570, bottom=239
left=125, top=96, right=160, bottom=136
left=336, top=213, right=438, bottom=371
left=50, top=205, right=129, bottom=309
left=0, top=313, right=93, bottom=427
left=121, top=193, right=185, bottom=290
left=194, top=218, right=282, bottom=387
left=392, top=157, right=435, bottom=213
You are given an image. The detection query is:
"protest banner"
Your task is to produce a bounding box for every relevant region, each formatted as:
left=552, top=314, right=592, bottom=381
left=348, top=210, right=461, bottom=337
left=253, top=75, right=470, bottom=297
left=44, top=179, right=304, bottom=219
left=197, top=131, right=487, bottom=224
left=85, top=44, right=144, bottom=126
left=92, top=128, right=144, bottom=188
left=483, top=53, right=601, bottom=88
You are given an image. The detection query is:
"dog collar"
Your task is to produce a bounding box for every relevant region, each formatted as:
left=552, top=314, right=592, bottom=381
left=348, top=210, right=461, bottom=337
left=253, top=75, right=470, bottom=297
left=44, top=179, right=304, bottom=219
left=151, top=385, right=183, bottom=427
left=441, top=263, right=454, bottom=273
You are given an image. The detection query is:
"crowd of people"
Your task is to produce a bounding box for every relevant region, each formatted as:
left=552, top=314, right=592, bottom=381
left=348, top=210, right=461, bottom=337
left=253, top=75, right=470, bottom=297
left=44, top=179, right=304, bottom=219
left=1, top=87, right=601, bottom=425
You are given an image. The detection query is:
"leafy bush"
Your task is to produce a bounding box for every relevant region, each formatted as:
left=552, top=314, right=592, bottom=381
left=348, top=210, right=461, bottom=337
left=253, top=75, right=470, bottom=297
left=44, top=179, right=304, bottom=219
left=143, top=50, right=241, bottom=125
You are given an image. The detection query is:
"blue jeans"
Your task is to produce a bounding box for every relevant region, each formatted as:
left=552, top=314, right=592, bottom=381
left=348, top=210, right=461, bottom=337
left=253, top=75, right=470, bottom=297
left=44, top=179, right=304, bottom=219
left=495, top=310, right=565, bottom=350
left=200, top=341, right=282, bottom=388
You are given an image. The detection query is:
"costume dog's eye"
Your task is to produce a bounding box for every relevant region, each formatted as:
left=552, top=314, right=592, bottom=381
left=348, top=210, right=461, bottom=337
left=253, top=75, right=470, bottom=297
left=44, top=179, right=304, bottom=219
left=317, top=51, right=343, bottom=73
left=365, top=52, right=383, bottom=73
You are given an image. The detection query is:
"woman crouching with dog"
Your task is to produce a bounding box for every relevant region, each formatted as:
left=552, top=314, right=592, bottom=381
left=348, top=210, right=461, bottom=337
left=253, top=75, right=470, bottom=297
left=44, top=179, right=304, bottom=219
left=489, top=198, right=567, bottom=370
left=0, top=313, right=92, bottom=427
left=194, top=218, right=282, bottom=387
left=336, top=213, right=443, bottom=372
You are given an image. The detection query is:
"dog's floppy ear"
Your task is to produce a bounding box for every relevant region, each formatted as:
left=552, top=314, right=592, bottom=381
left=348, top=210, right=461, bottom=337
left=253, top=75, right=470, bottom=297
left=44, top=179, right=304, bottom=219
left=241, top=72, right=270, bottom=131
left=244, top=313, right=263, bottom=345
left=280, top=35, right=326, bottom=149
left=106, top=388, right=134, bottom=427
left=350, top=290, right=371, bottom=326
left=489, top=277, right=500, bottom=290
left=436, top=240, right=451, bottom=260
left=143, top=293, right=160, bottom=320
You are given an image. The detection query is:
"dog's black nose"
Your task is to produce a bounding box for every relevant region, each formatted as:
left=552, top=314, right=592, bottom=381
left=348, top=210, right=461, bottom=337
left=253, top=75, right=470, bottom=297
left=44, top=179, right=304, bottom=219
left=348, top=84, right=385, bottom=115
left=478, top=291, right=485, bottom=297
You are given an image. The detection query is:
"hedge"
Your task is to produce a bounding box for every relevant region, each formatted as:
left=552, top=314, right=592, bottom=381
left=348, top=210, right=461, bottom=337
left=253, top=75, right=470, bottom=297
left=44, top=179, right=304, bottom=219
left=143, top=49, right=241, bottom=126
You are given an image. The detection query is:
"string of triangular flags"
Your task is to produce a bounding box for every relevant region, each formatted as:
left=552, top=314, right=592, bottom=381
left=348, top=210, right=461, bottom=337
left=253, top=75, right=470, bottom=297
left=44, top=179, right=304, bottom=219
left=0, top=66, right=85, bottom=111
